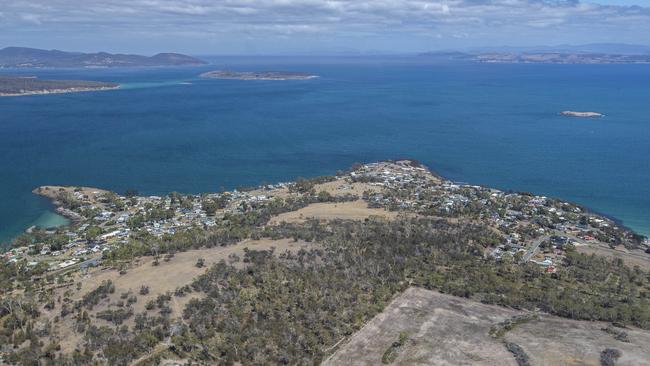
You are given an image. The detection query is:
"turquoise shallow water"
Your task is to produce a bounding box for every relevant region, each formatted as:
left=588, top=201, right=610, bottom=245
left=31, top=209, right=70, bottom=230
left=0, top=56, right=649, bottom=245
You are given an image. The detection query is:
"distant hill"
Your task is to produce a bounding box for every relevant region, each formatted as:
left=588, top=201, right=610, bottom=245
left=0, top=47, right=207, bottom=68
left=464, top=43, right=650, bottom=55
left=419, top=44, right=650, bottom=64
left=470, top=52, right=650, bottom=64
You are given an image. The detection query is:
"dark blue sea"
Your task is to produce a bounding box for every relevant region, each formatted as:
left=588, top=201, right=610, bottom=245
left=1, top=56, right=649, bottom=245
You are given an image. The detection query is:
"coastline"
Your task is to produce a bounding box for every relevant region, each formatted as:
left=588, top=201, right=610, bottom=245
left=0, top=85, right=120, bottom=97
left=29, top=161, right=649, bottom=240
left=31, top=186, right=105, bottom=223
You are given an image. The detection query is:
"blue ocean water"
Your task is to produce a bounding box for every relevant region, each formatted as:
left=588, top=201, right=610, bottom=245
left=1, top=56, right=649, bottom=245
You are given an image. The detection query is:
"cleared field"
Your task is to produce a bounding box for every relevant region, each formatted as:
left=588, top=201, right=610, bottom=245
left=325, top=287, right=650, bottom=366
left=74, top=238, right=313, bottom=311
left=576, top=244, right=650, bottom=269
left=325, top=287, right=519, bottom=366
left=269, top=200, right=398, bottom=224
left=313, top=180, right=382, bottom=197
left=508, top=315, right=650, bottom=365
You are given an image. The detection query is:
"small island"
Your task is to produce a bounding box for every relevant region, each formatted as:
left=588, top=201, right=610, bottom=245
left=0, top=75, right=119, bottom=97
left=200, top=70, right=318, bottom=80
left=561, top=111, right=604, bottom=118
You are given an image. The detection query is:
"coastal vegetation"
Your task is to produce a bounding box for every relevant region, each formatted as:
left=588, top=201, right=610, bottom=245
left=3, top=216, right=649, bottom=364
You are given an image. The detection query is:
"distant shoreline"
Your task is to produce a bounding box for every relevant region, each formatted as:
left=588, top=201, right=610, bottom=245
left=0, top=85, right=120, bottom=97
left=200, top=70, right=319, bottom=81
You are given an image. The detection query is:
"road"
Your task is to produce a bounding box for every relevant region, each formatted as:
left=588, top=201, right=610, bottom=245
left=523, top=235, right=550, bottom=262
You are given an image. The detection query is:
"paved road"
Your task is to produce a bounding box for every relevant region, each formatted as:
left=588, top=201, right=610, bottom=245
left=523, top=235, right=551, bottom=262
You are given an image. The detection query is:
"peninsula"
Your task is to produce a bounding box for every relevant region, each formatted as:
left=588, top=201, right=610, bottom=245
left=2, top=161, right=649, bottom=364
left=0, top=75, right=119, bottom=96
left=200, top=70, right=318, bottom=80
left=0, top=47, right=206, bottom=68
left=561, top=110, right=604, bottom=118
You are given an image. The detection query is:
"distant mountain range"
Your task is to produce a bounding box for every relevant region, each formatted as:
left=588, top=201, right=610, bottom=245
left=470, top=53, right=650, bottom=64
left=419, top=43, right=650, bottom=64
left=462, top=43, right=650, bottom=55
left=0, top=47, right=206, bottom=68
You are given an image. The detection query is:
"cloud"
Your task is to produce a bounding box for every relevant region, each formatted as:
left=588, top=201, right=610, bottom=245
left=0, top=0, right=648, bottom=53
left=19, top=13, right=43, bottom=25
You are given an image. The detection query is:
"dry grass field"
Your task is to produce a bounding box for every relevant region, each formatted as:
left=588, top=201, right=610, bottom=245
left=325, top=287, right=650, bottom=366
left=40, top=238, right=316, bottom=353
left=312, top=180, right=382, bottom=197
left=269, top=200, right=399, bottom=224
left=508, top=314, right=650, bottom=365
left=576, top=243, right=650, bottom=268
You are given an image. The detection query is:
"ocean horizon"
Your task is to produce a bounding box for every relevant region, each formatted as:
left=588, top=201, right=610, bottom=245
left=1, top=56, right=649, bottom=246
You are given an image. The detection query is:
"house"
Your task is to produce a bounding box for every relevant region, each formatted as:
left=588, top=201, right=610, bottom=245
left=57, top=259, right=78, bottom=269
left=99, top=230, right=121, bottom=241
left=80, top=258, right=101, bottom=270
left=546, top=266, right=556, bottom=273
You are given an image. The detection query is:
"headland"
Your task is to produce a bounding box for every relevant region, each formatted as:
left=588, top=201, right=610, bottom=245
left=0, top=75, right=119, bottom=96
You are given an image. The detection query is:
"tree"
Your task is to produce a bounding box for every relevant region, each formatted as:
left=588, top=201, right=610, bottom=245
left=48, top=234, right=68, bottom=251
left=85, top=226, right=103, bottom=242
left=317, top=190, right=332, bottom=202
left=600, top=348, right=621, bottom=366
left=202, top=199, right=219, bottom=216
left=12, top=234, right=33, bottom=249
left=140, top=286, right=150, bottom=295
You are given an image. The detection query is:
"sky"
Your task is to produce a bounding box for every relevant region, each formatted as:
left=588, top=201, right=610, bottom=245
left=0, top=0, right=649, bottom=55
